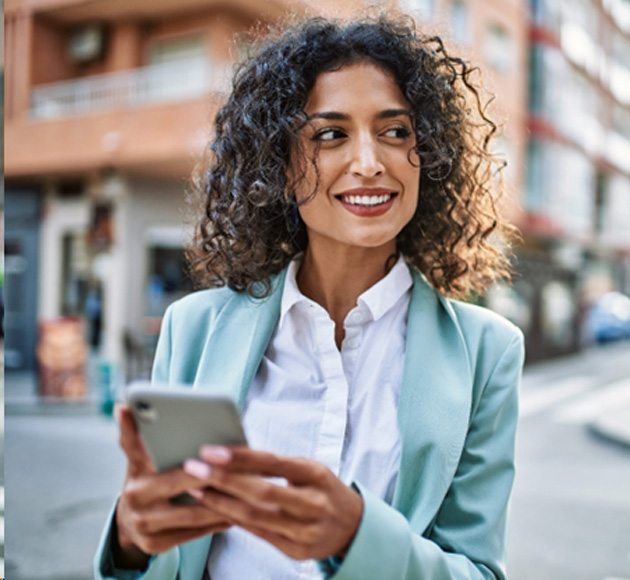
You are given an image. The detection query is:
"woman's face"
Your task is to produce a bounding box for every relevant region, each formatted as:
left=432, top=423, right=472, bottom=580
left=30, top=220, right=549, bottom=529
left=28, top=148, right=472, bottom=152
left=292, top=61, right=420, bottom=254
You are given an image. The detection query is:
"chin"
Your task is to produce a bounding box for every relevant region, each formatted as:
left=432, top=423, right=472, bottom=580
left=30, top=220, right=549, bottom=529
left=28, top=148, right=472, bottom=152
left=347, top=233, right=398, bottom=249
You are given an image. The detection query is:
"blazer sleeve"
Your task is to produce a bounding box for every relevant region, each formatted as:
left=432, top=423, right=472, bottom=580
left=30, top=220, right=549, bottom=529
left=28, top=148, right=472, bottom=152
left=93, top=306, right=182, bottom=580
left=329, top=331, right=525, bottom=580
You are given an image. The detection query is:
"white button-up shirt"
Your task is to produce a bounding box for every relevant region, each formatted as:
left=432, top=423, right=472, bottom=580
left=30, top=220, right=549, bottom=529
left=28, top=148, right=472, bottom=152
left=206, top=256, right=413, bottom=579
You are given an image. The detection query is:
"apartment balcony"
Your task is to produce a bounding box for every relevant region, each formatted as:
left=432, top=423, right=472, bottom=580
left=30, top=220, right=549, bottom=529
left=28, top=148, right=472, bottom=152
left=6, top=59, right=231, bottom=178
left=30, top=58, right=230, bottom=119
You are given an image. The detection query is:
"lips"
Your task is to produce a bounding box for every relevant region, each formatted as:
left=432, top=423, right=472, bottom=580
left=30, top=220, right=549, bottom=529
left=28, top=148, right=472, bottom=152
left=334, top=188, right=398, bottom=217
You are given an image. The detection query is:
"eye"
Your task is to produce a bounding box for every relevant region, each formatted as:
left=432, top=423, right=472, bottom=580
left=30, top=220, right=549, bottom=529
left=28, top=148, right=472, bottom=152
left=312, top=128, right=346, bottom=142
left=382, top=125, right=412, bottom=139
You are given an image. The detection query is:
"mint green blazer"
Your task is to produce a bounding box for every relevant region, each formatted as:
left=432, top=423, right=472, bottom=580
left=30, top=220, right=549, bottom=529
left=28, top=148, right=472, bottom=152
left=95, top=268, right=524, bottom=580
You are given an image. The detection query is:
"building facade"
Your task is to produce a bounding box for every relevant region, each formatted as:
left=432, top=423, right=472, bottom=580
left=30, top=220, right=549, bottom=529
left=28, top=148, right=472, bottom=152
left=4, top=0, right=529, bottom=380
left=520, top=0, right=630, bottom=359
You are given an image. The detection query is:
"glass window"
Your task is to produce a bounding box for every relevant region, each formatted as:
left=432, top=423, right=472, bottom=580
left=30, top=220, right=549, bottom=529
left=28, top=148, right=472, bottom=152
left=533, top=0, right=563, bottom=34
left=450, top=0, right=470, bottom=43
left=601, top=173, right=630, bottom=246
left=612, top=104, right=630, bottom=137
left=400, top=0, right=434, bottom=19
left=61, top=231, right=89, bottom=317
left=484, top=24, right=514, bottom=73
left=145, top=246, right=193, bottom=318
left=149, top=35, right=206, bottom=65
left=525, top=140, right=544, bottom=212
left=528, top=45, right=545, bottom=112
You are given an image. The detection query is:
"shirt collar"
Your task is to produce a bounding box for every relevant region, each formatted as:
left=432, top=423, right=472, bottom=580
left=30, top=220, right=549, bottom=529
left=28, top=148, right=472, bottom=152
left=357, top=255, right=413, bottom=322
left=279, top=255, right=413, bottom=328
left=279, top=256, right=309, bottom=329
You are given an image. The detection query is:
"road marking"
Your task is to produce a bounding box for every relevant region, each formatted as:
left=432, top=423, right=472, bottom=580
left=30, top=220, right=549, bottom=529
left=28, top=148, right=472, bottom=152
left=554, top=377, right=630, bottom=424
left=519, top=377, right=594, bottom=417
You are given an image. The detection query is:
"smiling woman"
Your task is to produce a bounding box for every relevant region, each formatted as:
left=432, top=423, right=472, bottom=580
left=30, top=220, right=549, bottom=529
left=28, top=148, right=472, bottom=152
left=294, top=63, right=420, bottom=255
left=187, top=15, right=517, bottom=300
left=95, top=14, right=525, bottom=580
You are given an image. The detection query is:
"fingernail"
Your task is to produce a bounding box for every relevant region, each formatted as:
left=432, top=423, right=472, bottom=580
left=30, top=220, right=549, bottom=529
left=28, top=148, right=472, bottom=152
left=183, top=459, right=212, bottom=479
left=200, top=445, right=232, bottom=464
left=187, top=488, right=204, bottom=500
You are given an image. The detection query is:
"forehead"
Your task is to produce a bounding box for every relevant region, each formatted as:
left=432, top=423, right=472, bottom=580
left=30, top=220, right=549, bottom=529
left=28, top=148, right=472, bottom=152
left=305, top=62, right=409, bottom=114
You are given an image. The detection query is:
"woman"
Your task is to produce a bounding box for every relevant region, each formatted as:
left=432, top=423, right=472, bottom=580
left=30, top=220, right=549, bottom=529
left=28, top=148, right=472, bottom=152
left=95, top=15, right=524, bottom=580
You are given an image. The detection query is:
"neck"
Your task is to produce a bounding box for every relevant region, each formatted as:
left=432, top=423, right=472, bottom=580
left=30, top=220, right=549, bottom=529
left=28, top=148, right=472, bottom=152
left=296, top=240, right=397, bottom=324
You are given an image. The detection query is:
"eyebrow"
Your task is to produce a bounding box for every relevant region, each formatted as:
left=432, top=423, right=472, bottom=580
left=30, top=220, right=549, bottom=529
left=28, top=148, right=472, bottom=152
left=307, top=108, right=412, bottom=121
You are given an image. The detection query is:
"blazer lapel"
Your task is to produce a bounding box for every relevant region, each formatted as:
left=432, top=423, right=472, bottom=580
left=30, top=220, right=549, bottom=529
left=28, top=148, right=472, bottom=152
left=191, top=270, right=287, bottom=408
left=393, top=272, right=473, bottom=533
left=181, top=271, right=286, bottom=580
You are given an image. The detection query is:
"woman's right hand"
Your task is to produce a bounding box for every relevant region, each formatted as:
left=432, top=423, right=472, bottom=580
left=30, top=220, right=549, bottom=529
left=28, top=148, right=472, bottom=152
left=113, top=404, right=233, bottom=570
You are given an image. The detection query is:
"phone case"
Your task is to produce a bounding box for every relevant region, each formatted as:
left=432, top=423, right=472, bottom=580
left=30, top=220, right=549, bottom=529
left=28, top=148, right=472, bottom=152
left=127, top=382, right=247, bottom=474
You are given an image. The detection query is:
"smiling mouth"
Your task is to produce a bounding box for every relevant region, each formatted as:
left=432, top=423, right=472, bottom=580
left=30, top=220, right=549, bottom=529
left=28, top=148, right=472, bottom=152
left=335, top=193, right=398, bottom=207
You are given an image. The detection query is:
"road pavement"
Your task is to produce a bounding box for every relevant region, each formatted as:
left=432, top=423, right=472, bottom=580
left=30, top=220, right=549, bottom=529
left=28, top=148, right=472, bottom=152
left=3, top=341, right=630, bottom=580
left=508, top=342, right=630, bottom=580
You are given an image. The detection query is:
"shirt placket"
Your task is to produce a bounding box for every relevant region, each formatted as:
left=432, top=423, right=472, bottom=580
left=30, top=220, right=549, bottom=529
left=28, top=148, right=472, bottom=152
left=298, top=303, right=350, bottom=580
left=304, top=303, right=349, bottom=477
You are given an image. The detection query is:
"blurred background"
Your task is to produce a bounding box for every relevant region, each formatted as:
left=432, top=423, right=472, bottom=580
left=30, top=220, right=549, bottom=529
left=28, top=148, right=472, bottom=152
left=1, top=0, right=629, bottom=578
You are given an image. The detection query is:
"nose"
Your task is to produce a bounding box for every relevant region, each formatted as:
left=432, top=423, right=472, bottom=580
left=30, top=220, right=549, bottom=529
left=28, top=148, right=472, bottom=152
left=348, top=134, right=384, bottom=177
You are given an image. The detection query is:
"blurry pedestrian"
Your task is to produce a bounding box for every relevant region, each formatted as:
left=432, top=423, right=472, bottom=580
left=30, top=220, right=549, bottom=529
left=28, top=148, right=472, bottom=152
left=96, top=14, right=525, bottom=580
left=85, top=280, right=103, bottom=349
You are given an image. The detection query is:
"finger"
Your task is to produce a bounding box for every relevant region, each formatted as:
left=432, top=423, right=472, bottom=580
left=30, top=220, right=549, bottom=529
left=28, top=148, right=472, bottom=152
left=184, top=461, right=325, bottom=519
left=129, top=503, right=232, bottom=535
left=125, top=468, right=220, bottom=507
left=195, top=487, right=319, bottom=544
left=117, top=404, right=154, bottom=477
left=240, top=522, right=318, bottom=561
left=135, top=523, right=229, bottom=556
left=199, top=447, right=330, bottom=486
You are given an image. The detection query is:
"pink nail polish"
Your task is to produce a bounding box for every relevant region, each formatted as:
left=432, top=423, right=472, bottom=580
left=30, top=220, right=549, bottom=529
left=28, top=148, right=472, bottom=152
left=183, top=459, right=212, bottom=479
left=200, top=445, right=232, bottom=463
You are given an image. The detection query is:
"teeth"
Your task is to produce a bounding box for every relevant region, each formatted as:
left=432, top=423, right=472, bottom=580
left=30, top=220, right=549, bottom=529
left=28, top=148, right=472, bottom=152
left=342, top=194, right=393, bottom=206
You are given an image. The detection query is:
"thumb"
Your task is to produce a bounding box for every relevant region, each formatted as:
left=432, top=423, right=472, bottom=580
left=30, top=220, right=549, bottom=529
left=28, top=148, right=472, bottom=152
left=116, top=403, right=155, bottom=477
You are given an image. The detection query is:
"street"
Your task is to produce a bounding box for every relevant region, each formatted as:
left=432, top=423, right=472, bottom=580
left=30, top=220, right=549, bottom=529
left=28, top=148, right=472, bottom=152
left=3, top=342, right=630, bottom=580
left=508, top=343, right=630, bottom=580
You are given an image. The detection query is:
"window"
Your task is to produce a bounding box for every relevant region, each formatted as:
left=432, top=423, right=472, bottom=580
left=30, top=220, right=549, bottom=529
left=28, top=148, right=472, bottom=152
left=525, top=140, right=544, bottom=212
left=484, top=24, right=514, bottom=73
left=149, top=35, right=206, bottom=65
left=400, top=0, right=434, bottom=19
left=531, top=0, right=563, bottom=34
left=61, top=231, right=89, bottom=317
left=528, top=45, right=544, bottom=113
left=612, top=104, right=630, bottom=137
left=450, top=0, right=470, bottom=43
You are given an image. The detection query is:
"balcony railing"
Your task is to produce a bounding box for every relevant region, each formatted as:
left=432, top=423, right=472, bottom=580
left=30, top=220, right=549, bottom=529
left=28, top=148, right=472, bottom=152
left=30, top=58, right=231, bottom=119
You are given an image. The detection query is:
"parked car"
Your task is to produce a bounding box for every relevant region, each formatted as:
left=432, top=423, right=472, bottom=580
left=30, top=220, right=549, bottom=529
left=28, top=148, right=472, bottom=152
left=584, top=292, right=630, bottom=344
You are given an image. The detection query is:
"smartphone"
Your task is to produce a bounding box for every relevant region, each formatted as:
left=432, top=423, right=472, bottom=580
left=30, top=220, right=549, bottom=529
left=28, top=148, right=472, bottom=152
left=126, top=382, right=247, bottom=503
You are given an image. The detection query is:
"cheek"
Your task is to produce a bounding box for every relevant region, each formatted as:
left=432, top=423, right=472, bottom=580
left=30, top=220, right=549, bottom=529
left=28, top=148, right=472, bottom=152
left=292, top=160, right=322, bottom=203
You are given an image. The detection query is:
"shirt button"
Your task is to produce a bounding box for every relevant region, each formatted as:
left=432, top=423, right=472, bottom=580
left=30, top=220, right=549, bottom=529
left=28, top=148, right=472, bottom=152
left=348, top=312, right=363, bottom=324
left=345, top=338, right=359, bottom=349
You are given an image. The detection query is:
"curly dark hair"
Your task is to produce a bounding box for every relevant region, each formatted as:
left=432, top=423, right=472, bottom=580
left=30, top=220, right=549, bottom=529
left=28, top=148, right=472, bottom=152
left=187, top=14, right=518, bottom=299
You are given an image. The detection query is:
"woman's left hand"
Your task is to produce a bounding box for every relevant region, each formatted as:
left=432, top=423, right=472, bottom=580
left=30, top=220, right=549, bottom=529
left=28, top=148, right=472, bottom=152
left=183, top=446, right=363, bottom=561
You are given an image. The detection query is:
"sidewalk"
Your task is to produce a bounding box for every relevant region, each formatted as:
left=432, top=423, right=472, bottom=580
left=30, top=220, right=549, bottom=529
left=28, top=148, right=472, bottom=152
left=522, top=341, right=630, bottom=450
left=4, top=355, right=116, bottom=416
left=589, top=404, right=630, bottom=449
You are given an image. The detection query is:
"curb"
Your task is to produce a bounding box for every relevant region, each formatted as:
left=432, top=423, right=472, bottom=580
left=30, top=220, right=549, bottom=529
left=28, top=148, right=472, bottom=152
left=5, top=397, right=105, bottom=417
left=588, top=414, right=630, bottom=451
